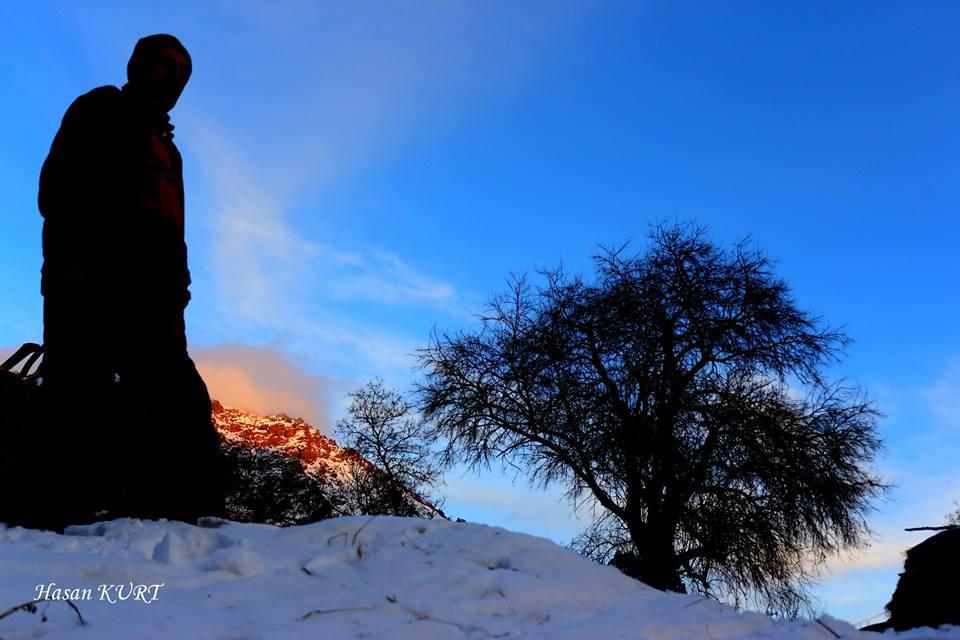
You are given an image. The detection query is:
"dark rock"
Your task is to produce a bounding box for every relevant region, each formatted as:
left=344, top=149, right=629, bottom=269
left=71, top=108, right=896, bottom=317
left=863, top=527, right=960, bottom=631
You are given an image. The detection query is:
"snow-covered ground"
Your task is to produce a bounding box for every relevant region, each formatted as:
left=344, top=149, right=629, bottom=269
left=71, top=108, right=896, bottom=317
left=0, top=516, right=956, bottom=639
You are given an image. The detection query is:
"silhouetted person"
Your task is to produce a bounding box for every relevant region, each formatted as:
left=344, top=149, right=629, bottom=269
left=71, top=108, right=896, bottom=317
left=38, top=34, right=224, bottom=529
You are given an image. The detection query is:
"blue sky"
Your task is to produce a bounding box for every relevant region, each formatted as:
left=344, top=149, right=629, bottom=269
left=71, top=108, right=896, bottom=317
left=1, top=1, right=957, bottom=624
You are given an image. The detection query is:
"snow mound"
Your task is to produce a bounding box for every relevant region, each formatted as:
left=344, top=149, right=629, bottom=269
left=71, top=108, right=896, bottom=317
left=0, top=516, right=956, bottom=639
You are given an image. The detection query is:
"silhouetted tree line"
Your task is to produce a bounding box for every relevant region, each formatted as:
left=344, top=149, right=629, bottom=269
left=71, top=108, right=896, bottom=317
left=415, top=223, right=887, bottom=616
left=221, top=443, right=334, bottom=526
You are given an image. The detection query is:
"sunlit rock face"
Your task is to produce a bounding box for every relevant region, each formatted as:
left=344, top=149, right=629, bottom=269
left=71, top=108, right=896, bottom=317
left=211, top=401, right=440, bottom=525
left=212, top=400, right=368, bottom=482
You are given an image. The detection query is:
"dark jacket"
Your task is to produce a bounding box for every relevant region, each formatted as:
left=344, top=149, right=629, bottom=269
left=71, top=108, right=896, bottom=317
left=39, top=84, right=191, bottom=359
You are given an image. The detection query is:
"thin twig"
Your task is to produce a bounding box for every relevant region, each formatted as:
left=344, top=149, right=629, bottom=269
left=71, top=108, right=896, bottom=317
left=904, top=525, right=958, bottom=532
left=327, top=532, right=348, bottom=546
left=351, top=516, right=377, bottom=546
left=0, top=598, right=85, bottom=626
left=62, top=600, right=86, bottom=625
left=682, top=596, right=711, bottom=609
left=854, top=611, right=888, bottom=628
left=299, top=606, right=374, bottom=620
left=401, top=532, right=430, bottom=555
left=816, top=618, right=841, bottom=639
left=0, top=601, right=36, bottom=621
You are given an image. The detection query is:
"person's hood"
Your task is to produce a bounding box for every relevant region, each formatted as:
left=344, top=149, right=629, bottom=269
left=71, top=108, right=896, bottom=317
left=124, top=34, right=191, bottom=113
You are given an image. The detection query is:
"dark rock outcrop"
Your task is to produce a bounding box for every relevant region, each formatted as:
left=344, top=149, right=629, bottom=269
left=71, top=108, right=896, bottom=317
left=863, top=527, right=960, bottom=632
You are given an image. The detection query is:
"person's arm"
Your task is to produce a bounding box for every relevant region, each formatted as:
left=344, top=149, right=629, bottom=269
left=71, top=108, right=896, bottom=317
left=39, top=87, right=125, bottom=220
left=38, top=87, right=129, bottom=301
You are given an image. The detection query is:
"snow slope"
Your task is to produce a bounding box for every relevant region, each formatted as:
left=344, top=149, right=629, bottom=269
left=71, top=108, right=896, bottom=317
left=0, top=516, right=956, bottom=639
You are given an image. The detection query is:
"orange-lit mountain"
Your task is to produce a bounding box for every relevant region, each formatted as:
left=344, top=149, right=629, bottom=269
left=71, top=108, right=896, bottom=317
left=210, top=400, right=441, bottom=524
left=212, top=400, right=368, bottom=484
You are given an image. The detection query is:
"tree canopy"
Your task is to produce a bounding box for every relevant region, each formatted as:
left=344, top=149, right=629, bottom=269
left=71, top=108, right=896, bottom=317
left=337, top=378, right=444, bottom=516
left=417, top=223, right=886, bottom=615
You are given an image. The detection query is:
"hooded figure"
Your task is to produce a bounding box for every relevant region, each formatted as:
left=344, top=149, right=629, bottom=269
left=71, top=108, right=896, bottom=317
left=37, top=34, right=224, bottom=529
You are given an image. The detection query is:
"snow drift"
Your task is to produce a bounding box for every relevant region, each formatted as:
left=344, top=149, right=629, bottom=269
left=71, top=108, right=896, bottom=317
left=0, top=516, right=956, bottom=639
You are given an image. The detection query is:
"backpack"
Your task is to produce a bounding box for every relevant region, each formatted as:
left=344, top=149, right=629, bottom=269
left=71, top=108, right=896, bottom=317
left=0, top=342, right=44, bottom=427
left=0, top=343, right=45, bottom=526
left=1, top=343, right=44, bottom=381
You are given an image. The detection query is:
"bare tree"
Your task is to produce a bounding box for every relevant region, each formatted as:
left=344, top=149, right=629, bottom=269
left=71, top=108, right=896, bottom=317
left=336, top=379, right=444, bottom=516
left=417, top=223, right=887, bottom=615
left=947, top=502, right=960, bottom=525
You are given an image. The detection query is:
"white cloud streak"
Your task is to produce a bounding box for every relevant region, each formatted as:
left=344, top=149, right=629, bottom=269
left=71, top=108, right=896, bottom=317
left=182, top=113, right=456, bottom=379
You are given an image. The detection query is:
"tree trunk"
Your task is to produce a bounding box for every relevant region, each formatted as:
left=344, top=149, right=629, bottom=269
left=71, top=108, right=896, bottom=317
left=621, top=507, right=686, bottom=593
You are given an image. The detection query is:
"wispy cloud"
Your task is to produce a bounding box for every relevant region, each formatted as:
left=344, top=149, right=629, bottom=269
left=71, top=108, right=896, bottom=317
left=190, top=124, right=459, bottom=317
left=824, top=538, right=911, bottom=576
left=193, top=343, right=338, bottom=432
left=922, top=360, right=960, bottom=428
left=821, top=476, right=960, bottom=580
left=183, top=115, right=457, bottom=379
left=321, top=248, right=456, bottom=306
left=154, top=3, right=591, bottom=379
